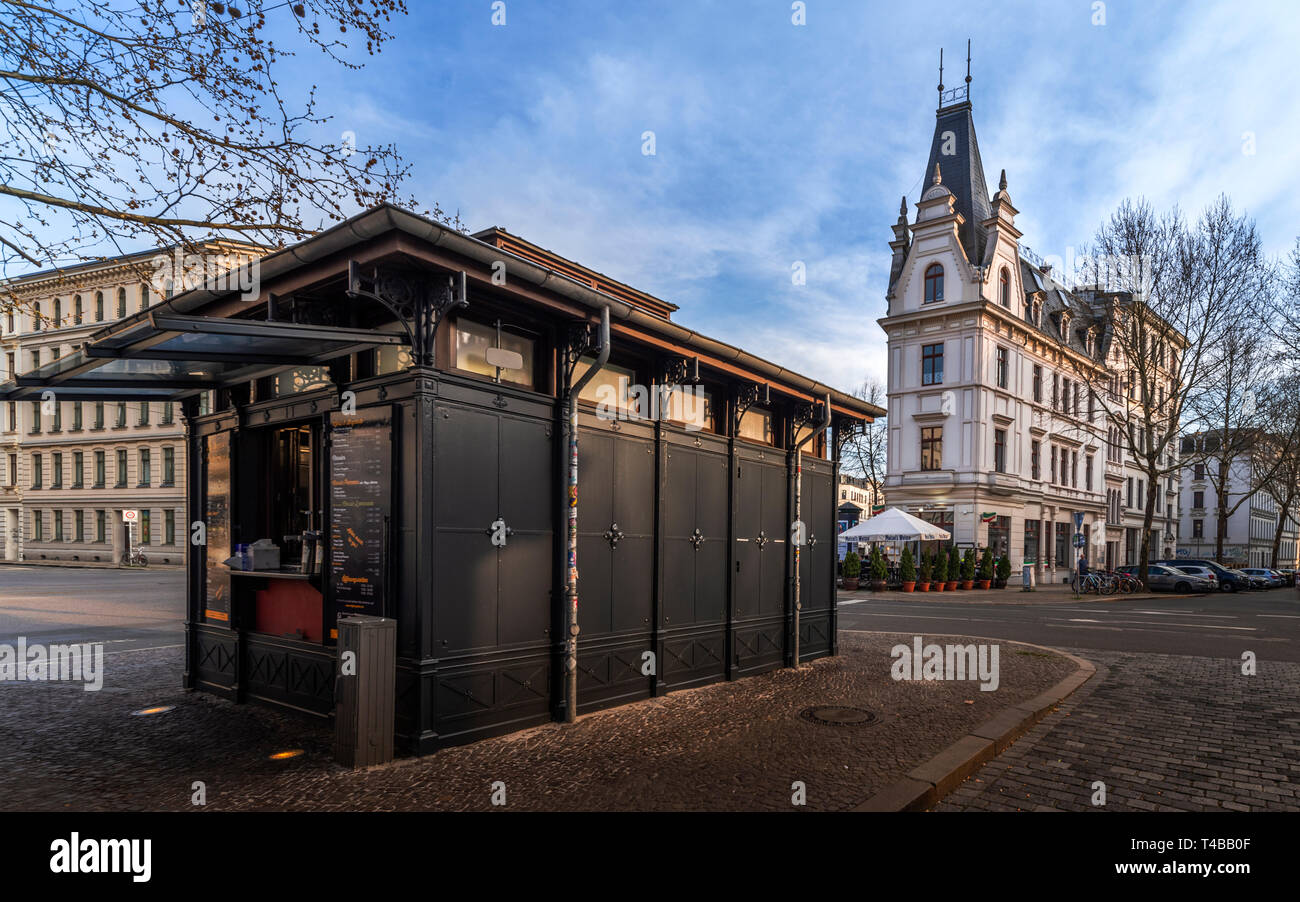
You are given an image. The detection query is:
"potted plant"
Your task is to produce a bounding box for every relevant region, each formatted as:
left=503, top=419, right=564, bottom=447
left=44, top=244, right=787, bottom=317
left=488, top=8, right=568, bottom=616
left=995, top=553, right=1011, bottom=589
left=947, top=546, right=961, bottom=591
left=869, top=546, right=888, bottom=591
left=932, top=548, right=947, bottom=591
left=960, top=548, right=976, bottom=589
left=900, top=546, right=916, bottom=592
left=917, top=550, right=932, bottom=592
left=977, top=547, right=994, bottom=589
left=841, top=551, right=861, bottom=591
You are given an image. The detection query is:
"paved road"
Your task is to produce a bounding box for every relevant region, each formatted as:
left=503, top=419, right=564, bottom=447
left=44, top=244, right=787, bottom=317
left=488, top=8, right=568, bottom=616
left=839, top=588, right=1300, bottom=811
left=0, top=565, right=185, bottom=653
left=839, top=588, right=1300, bottom=660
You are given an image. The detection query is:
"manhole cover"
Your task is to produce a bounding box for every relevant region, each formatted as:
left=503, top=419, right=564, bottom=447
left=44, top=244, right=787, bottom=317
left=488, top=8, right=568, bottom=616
left=799, top=705, right=878, bottom=726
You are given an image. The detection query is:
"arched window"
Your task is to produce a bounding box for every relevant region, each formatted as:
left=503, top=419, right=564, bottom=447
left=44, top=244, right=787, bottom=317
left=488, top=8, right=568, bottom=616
left=33, top=302, right=41, bottom=331
left=923, top=263, right=944, bottom=304
left=74, top=294, right=83, bottom=325
left=116, top=288, right=126, bottom=319
left=95, top=291, right=104, bottom=321
left=999, top=267, right=1010, bottom=308
left=141, top=283, right=151, bottom=310
left=52, top=298, right=61, bottom=327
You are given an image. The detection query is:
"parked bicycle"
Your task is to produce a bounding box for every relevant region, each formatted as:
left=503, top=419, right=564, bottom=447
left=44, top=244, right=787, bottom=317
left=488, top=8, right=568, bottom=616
left=120, top=546, right=149, bottom=568
left=1071, top=570, right=1116, bottom=595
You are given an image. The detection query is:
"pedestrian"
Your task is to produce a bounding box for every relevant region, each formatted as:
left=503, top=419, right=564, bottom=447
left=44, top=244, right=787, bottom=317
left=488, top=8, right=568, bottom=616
left=1078, top=553, right=1087, bottom=576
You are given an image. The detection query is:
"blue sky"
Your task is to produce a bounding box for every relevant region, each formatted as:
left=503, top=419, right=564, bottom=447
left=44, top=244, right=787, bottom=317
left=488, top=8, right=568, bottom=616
left=54, top=1, right=1300, bottom=392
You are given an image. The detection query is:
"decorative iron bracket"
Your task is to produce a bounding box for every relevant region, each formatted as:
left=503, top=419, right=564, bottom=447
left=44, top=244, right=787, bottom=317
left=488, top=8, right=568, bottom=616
left=689, top=528, right=705, bottom=549
left=834, top=417, right=865, bottom=459
left=754, top=531, right=769, bottom=549
left=346, top=260, right=467, bottom=368
left=733, top=382, right=765, bottom=435
left=564, top=321, right=600, bottom=388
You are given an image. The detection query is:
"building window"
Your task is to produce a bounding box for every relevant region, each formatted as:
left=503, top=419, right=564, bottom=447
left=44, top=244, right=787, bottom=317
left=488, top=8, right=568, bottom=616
left=6, top=453, right=15, bottom=486
left=116, top=449, right=127, bottom=487
left=96, top=510, right=106, bottom=543
left=162, top=447, right=175, bottom=485
left=1193, top=490, right=1204, bottom=509
left=1030, top=440, right=1040, bottom=480
left=32, top=302, right=41, bottom=331
left=996, top=347, right=1008, bottom=389
left=161, top=402, right=174, bottom=425
left=74, top=295, right=84, bottom=324
left=33, top=510, right=43, bottom=541
left=95, top=291, right=104, bottom=321
left=1085, top=454, right=1094, bottom=491
left=921, top=343, right=944, bottom=386
left=94, top=402, right=104, bottom=430
left=1194, top=463, right=1204, bottom=480
left=994, top=428, right=1006, bottom=473
left=999, top=267, right=1010, bottom=307
left=72, top=402, right=82, bottom=431
left=141, top=283, right=151, bottom=310
left=1032, top=365, right=1042, bottom=403
left=923, top=263, right=944, bottom=304
left=137, top=402, right=150, bottom=426
left=75, top=509, right=85, bottom=542
left=452, top=317, right=539, bottom=389
left=1193, top=519, right=1204, bottom=538
left=29, top=401, right=40, bottom=434
left=140, top=509, right=151, bottom=544
left=94, top=451, right=105, bottom=488
left=31, top=453, right=42, bottom=489
left=737, top=407, right=775, bottom=445
left=115, top=402, right=126, bottom=428
left=138, top=448, right=151, bottom=486
left=165, top=509, right=176, bottom=545
left=920, top=426, right=943, bottom=471
left=51, top=452, right=62, bottom=488
left=73, top=451, right=83, bottom=488
left=51, top=401, right=61, bottom=432
left=116, top=288, right=126, bottom=319
left=53, top=298, right=61, bottom=327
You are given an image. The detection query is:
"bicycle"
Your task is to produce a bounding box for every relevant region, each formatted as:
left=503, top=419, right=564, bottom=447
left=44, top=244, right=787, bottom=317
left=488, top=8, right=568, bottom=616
left=1071, top=571, right=1116, bottom=595
left=120, top=546, right=149, bottom=567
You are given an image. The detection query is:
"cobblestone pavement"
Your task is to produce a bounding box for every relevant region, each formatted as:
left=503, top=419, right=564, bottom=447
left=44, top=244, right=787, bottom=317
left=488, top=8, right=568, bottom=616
left=934, top=650, right=1300, bottom=811
left=0, top=632, right=1075, bottom=812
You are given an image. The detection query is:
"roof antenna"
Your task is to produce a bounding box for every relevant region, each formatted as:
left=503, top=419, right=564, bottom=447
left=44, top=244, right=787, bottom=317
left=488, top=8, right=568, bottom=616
left=937, top=48, right=944, bottom=107
left=966, top=39, right=972, bottom=88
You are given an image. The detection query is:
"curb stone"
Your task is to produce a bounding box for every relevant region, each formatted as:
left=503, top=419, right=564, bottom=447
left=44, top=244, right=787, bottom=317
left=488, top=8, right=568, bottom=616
left=849, top=636, right=1096, bottom=812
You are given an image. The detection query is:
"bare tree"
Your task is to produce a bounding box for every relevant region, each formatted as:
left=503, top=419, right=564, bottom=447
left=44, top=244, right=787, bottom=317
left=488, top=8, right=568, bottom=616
left=0, top=0, right=451, bottom=307
left=841, top=376, right=886, bottom=506
left=1255, top=376, right=1300, bottom=567
left=1055, top=196, right=1257, bottom=584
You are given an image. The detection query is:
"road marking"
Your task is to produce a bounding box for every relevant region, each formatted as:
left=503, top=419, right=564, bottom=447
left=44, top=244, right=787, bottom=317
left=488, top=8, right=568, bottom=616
left=1129, top=610, right=1237, bottom=618
left=1257, top=614, right=1300, bottom=619
left=102, top=644, right=183, bottom=656
left=1060, top=618, right=1255, bottom=631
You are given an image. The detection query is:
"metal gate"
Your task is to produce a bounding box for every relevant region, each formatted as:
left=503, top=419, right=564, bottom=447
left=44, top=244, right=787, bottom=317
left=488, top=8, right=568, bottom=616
left=732, top=448, right=788, bottom=675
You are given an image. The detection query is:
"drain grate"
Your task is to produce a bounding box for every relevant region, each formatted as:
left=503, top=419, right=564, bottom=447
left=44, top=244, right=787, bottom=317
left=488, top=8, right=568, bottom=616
left=799, top=705, right=879, bottom=726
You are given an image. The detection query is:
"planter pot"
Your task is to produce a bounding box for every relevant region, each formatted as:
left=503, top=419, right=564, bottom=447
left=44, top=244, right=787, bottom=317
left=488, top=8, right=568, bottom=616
left=842, top=577, right=859, bottom=590
left=902, top=581, right=915, bottom=593
left=961, top=580, right=974, bottom=590
left=871, top=579, right=887, bottom=591
left=993, top=578, right=1007, bottom=589
left=977, top=579, right=991, bottom=589
left=946, top=581, right=958, bottom=591
left=917, top=581, right=930, bottom=592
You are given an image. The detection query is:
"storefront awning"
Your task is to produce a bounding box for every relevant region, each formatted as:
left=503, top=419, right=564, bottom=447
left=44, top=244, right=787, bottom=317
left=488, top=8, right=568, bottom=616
left=0, top=313, right=405, bottom=401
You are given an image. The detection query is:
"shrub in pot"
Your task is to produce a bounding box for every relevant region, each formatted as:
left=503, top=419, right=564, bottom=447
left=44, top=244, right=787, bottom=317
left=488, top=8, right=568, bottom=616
left=932, top=549, right=947, bottom=590
left=917, top=550, right=932, bottom=591
left=977, top=546, right=994, bottom=589
left=900, top=546, right=916, bottom=592
left=869, top=546, right=888, bottom=590
left=995, top=554, right=1011, bottom=589
left=960, top=548, right=976, bottom=589
left=841, top=551, right=861, bottom=590
left=947, top=546, right=961, bottom=590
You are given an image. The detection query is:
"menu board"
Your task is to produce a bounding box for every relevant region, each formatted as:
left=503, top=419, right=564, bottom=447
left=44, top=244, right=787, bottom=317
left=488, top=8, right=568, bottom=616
left=204, top=431, right=232, bottom=624
left=330, top=407, right=393, bottom=615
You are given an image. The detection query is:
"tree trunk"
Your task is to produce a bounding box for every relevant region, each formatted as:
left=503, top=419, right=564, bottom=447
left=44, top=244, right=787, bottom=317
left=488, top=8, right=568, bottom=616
left=1139, top=469, right=1159, bottom=587
left=1272, top=499, right=1293, bottom=569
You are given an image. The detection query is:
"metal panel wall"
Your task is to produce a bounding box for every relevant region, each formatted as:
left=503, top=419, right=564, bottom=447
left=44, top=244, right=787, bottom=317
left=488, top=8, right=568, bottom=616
left=731, top=446, right=789, bottom=676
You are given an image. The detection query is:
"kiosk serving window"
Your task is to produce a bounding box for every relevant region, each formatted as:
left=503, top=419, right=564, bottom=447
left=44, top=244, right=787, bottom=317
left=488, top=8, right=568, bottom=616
left=452, top=317, right=538, bottom=388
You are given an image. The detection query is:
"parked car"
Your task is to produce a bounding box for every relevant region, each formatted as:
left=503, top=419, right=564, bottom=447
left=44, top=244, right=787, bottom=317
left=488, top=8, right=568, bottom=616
left=1231, top=569, right=1269, bottom=590
left=1171, top=564, right=1218, bottom=588
left=1275, top=568, right=1296, bottom=587
left=1152, top=559, right=1249, bottom=592
left=1241, top=568, right=1284, bottom=589
left=1118, top=564, right=1213, bottom=593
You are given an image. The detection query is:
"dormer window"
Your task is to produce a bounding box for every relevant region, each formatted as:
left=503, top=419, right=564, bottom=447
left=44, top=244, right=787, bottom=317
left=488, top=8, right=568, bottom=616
left=923, top=263, right=944, bottom=304
left=999, top=267, right=1010, bottom=308
left=1059, top=314, right=1070, bottom=342
left=1085, top=327, right=1097, bottom=357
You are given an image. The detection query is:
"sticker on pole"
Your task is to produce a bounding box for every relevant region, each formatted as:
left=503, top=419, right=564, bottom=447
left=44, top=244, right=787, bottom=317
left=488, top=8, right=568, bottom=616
left=122, top=509, right=139, bottom=523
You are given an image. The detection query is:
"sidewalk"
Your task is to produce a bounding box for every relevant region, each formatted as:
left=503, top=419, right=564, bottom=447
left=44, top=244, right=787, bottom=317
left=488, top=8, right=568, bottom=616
left=1, top=632, right=1081, bottom=812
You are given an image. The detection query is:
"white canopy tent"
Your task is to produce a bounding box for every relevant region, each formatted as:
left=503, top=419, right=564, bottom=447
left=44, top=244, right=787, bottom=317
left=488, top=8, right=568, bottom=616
left=839, top=507, right=951, bottom=542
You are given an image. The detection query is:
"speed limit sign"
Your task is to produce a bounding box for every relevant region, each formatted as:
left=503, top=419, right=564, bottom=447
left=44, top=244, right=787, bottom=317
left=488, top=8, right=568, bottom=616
left=122, top=509, right=139, bottom=523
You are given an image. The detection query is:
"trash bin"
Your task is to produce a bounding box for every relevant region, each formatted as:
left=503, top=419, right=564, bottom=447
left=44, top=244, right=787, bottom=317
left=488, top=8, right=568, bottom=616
left=1021, top=564, right=1036, bottom=591
left=334, top=614, right=396, bottom=767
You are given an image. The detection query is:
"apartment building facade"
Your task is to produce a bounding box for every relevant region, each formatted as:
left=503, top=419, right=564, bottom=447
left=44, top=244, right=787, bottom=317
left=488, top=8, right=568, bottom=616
left=877, top=82, right=1181, bottom=583
left=1178, top=438, right=1300, bottom=569
left=1, top=242, right=260, bottom=564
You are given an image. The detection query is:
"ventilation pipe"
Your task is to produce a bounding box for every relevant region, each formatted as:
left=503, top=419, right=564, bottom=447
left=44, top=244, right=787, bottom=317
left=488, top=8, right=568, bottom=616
left=791, top=393, right=831, bottom=667
left=563, top=306, right=610, bottom=723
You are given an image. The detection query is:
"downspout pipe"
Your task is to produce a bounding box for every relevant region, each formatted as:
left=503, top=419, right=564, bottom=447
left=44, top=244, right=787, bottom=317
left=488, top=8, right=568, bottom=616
left=791, top=393, right=831, bottom=668
left=563, top=305, right=610, bottom=723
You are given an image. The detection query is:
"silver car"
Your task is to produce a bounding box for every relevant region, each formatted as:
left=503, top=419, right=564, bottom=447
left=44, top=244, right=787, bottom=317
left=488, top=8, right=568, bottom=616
left=1241, top=568, right=1283, bottom=589
left=1136, top=564, right=1215, bottom=593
